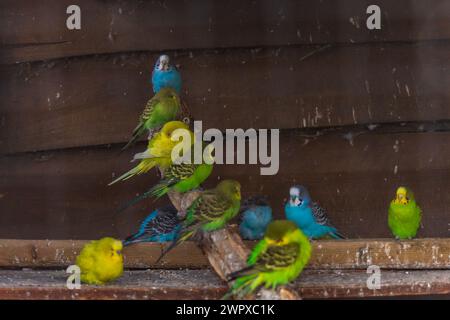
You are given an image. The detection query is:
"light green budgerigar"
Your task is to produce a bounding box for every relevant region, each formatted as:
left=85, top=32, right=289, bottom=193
left=388, top=186, right=422, bottom=239
left=122, top=87, right=181, bottom=151
left=156, top=180, right=241, bottom=263
left=223, top=220, right=312, bottom=299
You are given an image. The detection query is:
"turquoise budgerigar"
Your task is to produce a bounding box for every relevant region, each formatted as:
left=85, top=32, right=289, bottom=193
left=224, top=220, right=312, bottom=299
left=152, top=55, right=182, bottom=94
left=285, top=185, right=345, bottom=239
left=122, top=87, right=181, bottom=151
left=122, top=204, right=180, bottom=246
left=239, top=196, right=273, bottom=240
left=156, top=180, right=241, bottom=263
left=388, top=186, right=422, bottom=239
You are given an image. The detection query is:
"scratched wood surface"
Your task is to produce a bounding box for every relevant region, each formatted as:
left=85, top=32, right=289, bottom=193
left=1, top=43, right=449, bottom=154
left=1, top=130, right=449, bottom=239
left=0, top=269, right=449, bottom=299
left=0, top=238, right=448, bottom=270
left=1, top=0, right=449, bottom=64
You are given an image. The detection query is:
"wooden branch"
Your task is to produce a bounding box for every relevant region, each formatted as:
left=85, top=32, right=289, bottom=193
left=2, top=238, right=448, bottom=269
left=0, top=269, right=449, bottom=300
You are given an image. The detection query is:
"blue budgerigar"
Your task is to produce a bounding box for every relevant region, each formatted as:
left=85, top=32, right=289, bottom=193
left=123, top=204, right=180, bottom=246
left=239, top=196, right=273, bottom=240
left=152, top=54, right=182, bottom=94
left=285, top=185, right=345, bottom=240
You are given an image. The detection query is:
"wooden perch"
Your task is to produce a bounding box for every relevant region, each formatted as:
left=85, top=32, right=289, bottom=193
left=1, top=238, right=449, bottom=270
left=0, top=269, right=449, bottom=300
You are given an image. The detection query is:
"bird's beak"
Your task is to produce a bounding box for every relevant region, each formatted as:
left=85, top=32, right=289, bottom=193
left=159, top=61, right=169, bottom=71
left=396, top=194, right=405, bottom=204
left=290, top=196, right=301, bottom=206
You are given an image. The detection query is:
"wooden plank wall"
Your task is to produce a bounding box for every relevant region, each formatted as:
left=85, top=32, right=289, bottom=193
left=1, top=0, right=449, bottom=239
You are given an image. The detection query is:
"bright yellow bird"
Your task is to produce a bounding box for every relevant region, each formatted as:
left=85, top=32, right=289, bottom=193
left=109, top=121, right=194, bottom=185
left=76, top=237, right=124, bottom=285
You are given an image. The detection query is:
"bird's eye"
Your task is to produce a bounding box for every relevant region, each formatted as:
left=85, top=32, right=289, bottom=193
left=182, top=117, right=190, bottom=124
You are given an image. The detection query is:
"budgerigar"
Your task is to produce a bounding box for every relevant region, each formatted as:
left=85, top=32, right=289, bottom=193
left=76, top=237, right=123, bottom=285
left=388, top=186, right=422, bottom=239
left=118, top=145, right=214, bottom=212
left=285, top=185, right=345, bottom=239
left=156, top=180, right=241, bottom=263
left=122, top=87, right=181, bottom=151
left=239, top=196, right=273, bottom=240
left=152, top=55, right=182, bottom=94
left=224, top=220, right=311, bottom=299
left=123, top=204, right=180, bottom=245
left=109, top=121, right=193, bottom=185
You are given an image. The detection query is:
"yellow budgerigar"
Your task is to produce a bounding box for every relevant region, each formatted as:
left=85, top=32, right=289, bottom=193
left=76, top=237, right=124, bottom=285
left=109, top=121, right=194, bottom=185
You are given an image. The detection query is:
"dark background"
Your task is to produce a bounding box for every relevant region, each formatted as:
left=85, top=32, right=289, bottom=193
left=0, top=0, right=449, bottom=239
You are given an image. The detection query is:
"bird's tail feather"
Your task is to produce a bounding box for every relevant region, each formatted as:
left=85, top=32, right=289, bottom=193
left=121, top=124, right=145, bottom=152
left=330, top=229, right=346, bottom=239
left=122, top=231, right=149, bottom=247
left=155, top=229, right=194, bottom=264
left=222, top=274, right=257, bottom=300
left=147, top=179, right=174, bottom=198
left=108, top=166, right=141, bottom=186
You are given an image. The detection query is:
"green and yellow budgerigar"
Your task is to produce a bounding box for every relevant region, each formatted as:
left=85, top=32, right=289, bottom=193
left=156, top=179, right=241, bottom=263
left=388, top=186, right=422, bottom=239
left=122, top=87, right=181, bottom=151
left=224, top=220, right=311, bottom=299
left=118, top=144, right=214, bottom=212
left=76, top=237, right=123, bottom=285
left=109, top=121, right=193, bottom=185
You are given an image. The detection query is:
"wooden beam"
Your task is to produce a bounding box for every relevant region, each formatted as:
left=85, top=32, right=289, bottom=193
left=1, top=0, right=449, bottom=63
left=0, top=238, right=448, bottom=269
left=0, top=269, right=448, bottom=299
left=2, top=42, right=449, bottom=153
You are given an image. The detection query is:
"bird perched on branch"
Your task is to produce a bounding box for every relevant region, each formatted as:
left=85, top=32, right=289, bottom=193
left=109, top=121, right=194, bottom=185
left=123, top=204, right=180, bottom=245
left=156, top=180, right=241, bottom=263
left=152, top=54, right=182, bottom=94
left=224, top=220, right=311, bottom=299
left=239, top=196, right=273, bottom=240
left=122, top=87, right=181, bottom=151
left=118, top=144, right=214, bottom=212
left=76, top=237, right=123, bottom=285
left=285, top=185, right=345, bottom=239
left=388, top=186, right=422, bottom=239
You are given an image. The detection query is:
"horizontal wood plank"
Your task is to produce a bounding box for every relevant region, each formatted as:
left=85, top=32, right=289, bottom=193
left=1, top=131, right=450, bottom=239
left=0, top=238, right=449, bottom=269
left=1, top=42, right=449, bottom=153
left=0, top=269, right=449, bottom=299
left=1, top=0, right=450, bottom=63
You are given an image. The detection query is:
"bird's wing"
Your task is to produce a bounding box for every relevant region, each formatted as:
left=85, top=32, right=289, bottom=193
left=228, top=242, right=300, bottom=280
left=145, top=210, right=179, bottom=235
left=140, top=96, right=159, bottom=122
left=165, top=163, right=197, bottom=181
left=185, top=192, right=230, bottom=225
left=257, top=242, right=300, bottom=270
left=310, top=202, right=332, bottom=226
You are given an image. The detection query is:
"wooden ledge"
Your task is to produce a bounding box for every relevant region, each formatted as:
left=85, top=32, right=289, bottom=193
left=0, top=269, right=449, bottom=300
left=0, top=238, right=449, bottom=269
